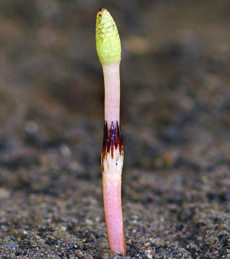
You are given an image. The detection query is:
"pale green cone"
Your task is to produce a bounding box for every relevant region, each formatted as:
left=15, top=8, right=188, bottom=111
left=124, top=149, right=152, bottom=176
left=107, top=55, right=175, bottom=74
left=96, top=8, right=121, bottom=65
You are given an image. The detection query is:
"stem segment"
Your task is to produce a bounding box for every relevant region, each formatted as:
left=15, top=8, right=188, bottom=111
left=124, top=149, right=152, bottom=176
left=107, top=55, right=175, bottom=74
left=103, top=179, right=126, bottom=254
left=101, top=120, right=125, bottom=254
left=103, top=63, right=120, bottom=125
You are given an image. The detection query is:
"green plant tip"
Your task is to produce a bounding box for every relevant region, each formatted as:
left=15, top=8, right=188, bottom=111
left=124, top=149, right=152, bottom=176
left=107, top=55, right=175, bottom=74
left=96, top=8, right=121, bottom=65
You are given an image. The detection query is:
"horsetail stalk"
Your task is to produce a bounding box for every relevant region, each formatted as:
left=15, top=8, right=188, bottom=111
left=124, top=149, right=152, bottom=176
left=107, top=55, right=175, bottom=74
left=96, top=8, right=126, bottom=254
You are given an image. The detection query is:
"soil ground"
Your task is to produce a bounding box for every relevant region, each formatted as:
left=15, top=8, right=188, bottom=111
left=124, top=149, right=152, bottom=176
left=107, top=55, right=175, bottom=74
left=0, top=1, right=230, bottom=258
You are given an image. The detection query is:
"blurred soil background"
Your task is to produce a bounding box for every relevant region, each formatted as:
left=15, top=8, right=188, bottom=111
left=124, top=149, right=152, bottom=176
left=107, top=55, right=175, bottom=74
left=0, top=0, right=230, bottom=258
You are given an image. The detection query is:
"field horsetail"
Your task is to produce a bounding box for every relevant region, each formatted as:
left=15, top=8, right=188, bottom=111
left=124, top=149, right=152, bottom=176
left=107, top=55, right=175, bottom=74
left=96, top=8, right=126, bottom=254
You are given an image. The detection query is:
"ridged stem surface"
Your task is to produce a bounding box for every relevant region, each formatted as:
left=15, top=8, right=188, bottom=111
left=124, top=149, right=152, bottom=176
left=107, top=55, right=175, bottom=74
left=103, top=179, right=126, bottom=254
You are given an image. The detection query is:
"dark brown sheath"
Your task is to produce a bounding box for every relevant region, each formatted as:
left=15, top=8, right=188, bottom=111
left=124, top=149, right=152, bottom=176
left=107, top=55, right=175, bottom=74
left=101, top=121, right=124, bottom=170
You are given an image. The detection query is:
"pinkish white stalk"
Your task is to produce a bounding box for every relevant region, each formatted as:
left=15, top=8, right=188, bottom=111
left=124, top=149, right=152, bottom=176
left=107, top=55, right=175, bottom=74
left=103, top=179, right=125, bottom=254
left=101, top=62, right=126, bottom=254
left=102, top=121, right=125, bottom=254
left=103, top=63, right=120, bottom=125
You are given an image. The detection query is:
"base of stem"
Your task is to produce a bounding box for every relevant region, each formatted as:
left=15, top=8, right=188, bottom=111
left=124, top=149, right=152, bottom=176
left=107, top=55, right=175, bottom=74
left=103, top=179, right=126, bottom=254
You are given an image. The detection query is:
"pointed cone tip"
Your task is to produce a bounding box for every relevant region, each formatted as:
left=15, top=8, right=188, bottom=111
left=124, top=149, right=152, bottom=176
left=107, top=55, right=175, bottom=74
left=96, top=8, right=121, bottom=65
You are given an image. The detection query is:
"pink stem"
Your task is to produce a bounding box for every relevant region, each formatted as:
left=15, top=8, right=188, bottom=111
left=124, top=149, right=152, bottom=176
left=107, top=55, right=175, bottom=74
left=103, top=179, right=126, bottom=254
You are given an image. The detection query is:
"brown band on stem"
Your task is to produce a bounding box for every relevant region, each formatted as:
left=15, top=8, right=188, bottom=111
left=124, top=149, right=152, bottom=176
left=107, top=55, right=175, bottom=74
left=102, top=121, right=124, bottom=170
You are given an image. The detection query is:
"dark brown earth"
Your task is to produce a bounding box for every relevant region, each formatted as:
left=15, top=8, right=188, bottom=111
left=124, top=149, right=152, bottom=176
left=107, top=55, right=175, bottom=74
left=0, top=1, right=230, bottom=258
